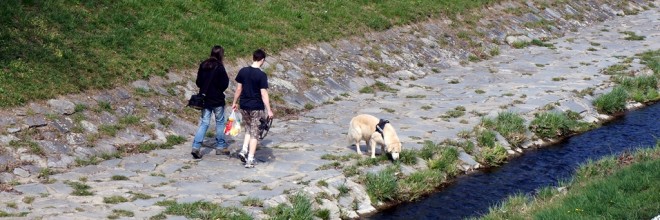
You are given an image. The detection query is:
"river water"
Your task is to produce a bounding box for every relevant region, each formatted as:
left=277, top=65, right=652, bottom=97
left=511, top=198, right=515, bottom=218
left=369, top=102, right=660, bottom=220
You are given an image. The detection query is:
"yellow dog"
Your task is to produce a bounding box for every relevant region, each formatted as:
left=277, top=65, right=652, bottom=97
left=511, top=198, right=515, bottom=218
left=347, top=114, right=402, bottom=160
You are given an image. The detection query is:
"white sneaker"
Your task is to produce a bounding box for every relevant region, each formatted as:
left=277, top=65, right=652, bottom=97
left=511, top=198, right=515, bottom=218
left=244, top=159, right=256, bottom=168
left=238, top=150, right=247, bottom=163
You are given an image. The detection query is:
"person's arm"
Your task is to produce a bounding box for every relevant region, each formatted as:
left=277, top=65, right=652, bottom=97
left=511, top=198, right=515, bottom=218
left=195, top=66, right=203, bottom=88
left=260, top=88, right=273, bottom=118
left=232, top=83, right=242, bottom=111
left=217, top=65, right=229, bottom=92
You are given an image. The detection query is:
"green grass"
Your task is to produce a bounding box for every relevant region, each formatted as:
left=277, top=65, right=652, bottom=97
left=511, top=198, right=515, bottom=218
left=364, top=166, right=398, bottom=203
left=0, top=0, right=495, bottom=108
left=22, top=196, right=35, bottom=204
left=108, top=209, right=134, bottom=219
left=529, top=111, right=591, bottom=139
left=111, top=175, right=129, bottom=181
left=119, top=135, right=185, bottom=154
left=511, top=41, right=530, bottom=49
left=428, top=147, right=460, bottom=175
left=398, top=149, right=418, bottom=165
left=480, top=143, right=660, bottom=220
left=155, top=200, right=251, bottom=220
left=320, top=153, right=360, bottom=162
left=620, top=31, right=646, bottom=41
left=594, top=50, right=660, bottom=113
left=128, top=191, right=153, bottom=201
left=103, top=195, right=129, bottom=204
left=531, top=39, right=554, bottom=48
left=66, top=181, right=93, bottom=196
left=337, top=184, right=351, bottom=197
left=419, top=140, right=442, bottom=160
left=396, top=169, right=444, bottom=202
left=265, top=193, right=315, bottom=220
left=593, top=86, right=628, bottom=114
left=0, top=211, right=29, bottom=217
left=477, top=130, right=497, bottom=148
left=620, top=75, right=659, bottom=103
left=240, top=197, right=263, bottom=207
left=482, top=112, right=527, bottom=147
left=638, top=50, right=660, bottom=75
left=478, top=144, right=508, bottom=166
left=601, top=64, right=631, bottom=75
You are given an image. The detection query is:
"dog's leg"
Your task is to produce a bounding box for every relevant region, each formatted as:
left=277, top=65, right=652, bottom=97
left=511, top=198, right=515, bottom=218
left=369, top=139, right=377, bottom=158
left=355, top=141, right=362, bottom=156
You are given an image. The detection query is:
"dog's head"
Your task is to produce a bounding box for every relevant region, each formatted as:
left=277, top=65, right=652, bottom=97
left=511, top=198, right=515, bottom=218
left=387, top=141, right=402, bottom=160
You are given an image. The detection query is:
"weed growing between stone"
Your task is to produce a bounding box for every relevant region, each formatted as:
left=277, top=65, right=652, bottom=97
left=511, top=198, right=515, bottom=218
left=66, top=181, right=93, bottom=196
left=620, top=31, right=646, bottom=41
left=529, top=111, right=592, bottom=139
left=265, top=193, right=316, bottom=220
left=593, top=86, right=628, bottom=114
left=398, top=149, right=418, bottom=165
left=154, top=200, right=251, bottom=220
left=240, top=197, right=263, bottom=207
left=364, top=166, right=398, bottom=203
left=107, top=209, right=134, bottom=219
left=103, top=195, right=128, bottom=204
left=481, top=112, right=527, bottom=147
left=0, top=211, right=28, bottom=218
left=594, top=49, right=660, bottom=114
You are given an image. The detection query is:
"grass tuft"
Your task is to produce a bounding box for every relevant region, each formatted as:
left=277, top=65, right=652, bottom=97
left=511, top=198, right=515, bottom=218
left=482, top=112, right=527, bottom=147
left=364, top=167, right=398, bottom=203
left=103, top=195, right=129, bottom=204
left=593, top=86, right=628, bottom=114
left=265, top=193, right=315, bottom=220
left=156, top=200, right=251, bottom=220
left=529, top=112, right=592, bottom=139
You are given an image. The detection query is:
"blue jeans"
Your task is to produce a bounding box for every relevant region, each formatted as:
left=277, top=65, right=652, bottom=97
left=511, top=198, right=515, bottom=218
left=192, top=106, right=227, bottom=150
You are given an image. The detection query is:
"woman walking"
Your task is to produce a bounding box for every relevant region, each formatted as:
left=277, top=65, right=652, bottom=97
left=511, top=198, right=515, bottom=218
left=191, top=45, right=230, bottom=159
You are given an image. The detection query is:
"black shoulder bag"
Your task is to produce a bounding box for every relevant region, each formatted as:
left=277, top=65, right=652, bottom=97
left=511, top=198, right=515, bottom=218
left=187, top=68, right=216, bottom=110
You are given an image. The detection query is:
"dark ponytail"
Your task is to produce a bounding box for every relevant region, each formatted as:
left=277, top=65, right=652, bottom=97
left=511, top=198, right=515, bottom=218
left=201, top=45, right=224, bottom=70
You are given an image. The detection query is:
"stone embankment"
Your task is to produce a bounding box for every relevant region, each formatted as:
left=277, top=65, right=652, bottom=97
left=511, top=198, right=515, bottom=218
left=0, top=1, right=658, bottom=219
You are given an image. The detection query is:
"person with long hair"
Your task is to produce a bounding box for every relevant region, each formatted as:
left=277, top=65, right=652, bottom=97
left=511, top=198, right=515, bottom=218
left=191, top=45, right=230, bottom=159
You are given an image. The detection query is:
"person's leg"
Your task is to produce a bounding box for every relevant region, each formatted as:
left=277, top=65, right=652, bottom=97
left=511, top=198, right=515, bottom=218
left=241, top=133, right=251, bottom=153
left=238, top=109, right=253, bottom=162
left=191, top=108, right=212, bottom=158
left=244, top=110, right=264, bottom=168
left=213, top=106, right=228, bottom=154
left=248, top=137, right=257, bottom=161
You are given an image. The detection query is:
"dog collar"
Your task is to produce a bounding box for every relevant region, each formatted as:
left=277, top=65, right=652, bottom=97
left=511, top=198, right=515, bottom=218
left=375, top=119, right=389, bottom=139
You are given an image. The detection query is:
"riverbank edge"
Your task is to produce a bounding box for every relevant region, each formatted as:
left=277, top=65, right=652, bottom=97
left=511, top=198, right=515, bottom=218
left=479, top=141, right=660, bottom=219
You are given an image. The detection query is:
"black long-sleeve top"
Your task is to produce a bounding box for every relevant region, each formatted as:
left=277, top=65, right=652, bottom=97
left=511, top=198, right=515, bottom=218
left=195, top=62, right=229, bottom=108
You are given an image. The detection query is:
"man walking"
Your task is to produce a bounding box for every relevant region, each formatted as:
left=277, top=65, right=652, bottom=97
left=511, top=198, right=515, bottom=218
left=231, top=49, right=273, bottom=168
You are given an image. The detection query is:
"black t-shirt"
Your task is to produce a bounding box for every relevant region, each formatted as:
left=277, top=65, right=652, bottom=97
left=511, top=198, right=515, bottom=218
left=235, top=66, right=268, bottom=110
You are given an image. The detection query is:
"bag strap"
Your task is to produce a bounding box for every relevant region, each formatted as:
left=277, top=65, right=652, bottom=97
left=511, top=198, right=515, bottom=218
left=199, top=65, right=219, bottom=95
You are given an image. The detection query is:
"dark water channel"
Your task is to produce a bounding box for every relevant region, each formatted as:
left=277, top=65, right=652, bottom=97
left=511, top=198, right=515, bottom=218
left=369, top=102, right=660, bottom=220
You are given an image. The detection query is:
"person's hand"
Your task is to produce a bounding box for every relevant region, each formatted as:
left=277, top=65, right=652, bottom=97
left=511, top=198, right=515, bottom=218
left=231, top=103, right=237, bottom=111
left=267, top=109, right=274, bottom=119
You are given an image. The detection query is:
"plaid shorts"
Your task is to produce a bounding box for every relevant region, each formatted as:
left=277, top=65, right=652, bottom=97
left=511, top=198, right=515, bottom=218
left=240, top=109, right=266, bottom=137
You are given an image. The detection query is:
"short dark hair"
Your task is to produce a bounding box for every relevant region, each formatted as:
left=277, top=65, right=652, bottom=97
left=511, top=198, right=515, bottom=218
left=253, top=49, right=266, bottom=62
